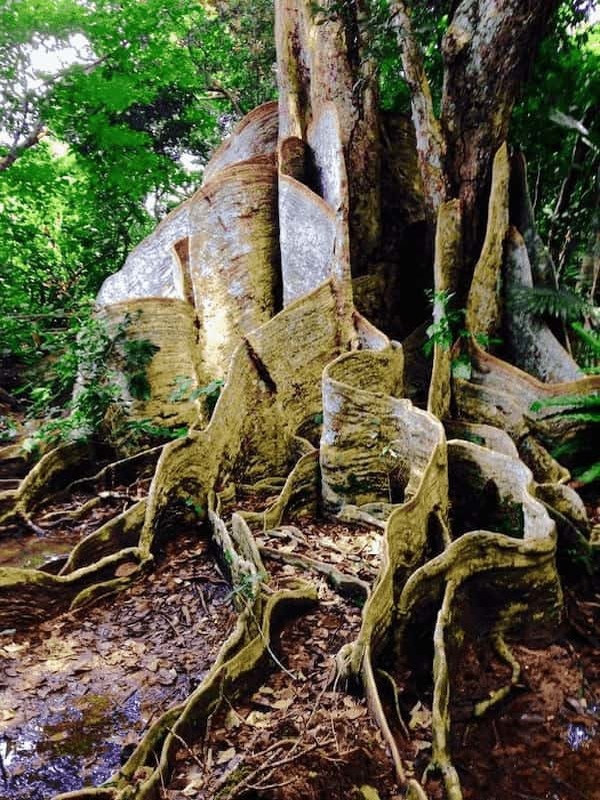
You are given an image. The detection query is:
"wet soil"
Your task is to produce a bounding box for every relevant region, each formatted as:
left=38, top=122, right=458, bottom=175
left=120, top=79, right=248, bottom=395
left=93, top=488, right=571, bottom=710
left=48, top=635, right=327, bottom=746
left=0, top=532, right=236, bottom=799
left=441, top=583, right=600, bottom=800
left=0, top=472, right=151, bottom=571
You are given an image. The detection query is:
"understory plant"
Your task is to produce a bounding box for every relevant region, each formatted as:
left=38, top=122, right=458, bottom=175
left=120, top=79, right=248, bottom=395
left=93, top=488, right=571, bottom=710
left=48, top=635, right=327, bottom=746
left=531, top=322, right=600, bottom=484
left=170, top=375, right=224, bottom=417
left=424, top=289, right=501, bottom=378
left=22, top=312, right=160, bottom=456
left=509, top=284, right=600, bottom=371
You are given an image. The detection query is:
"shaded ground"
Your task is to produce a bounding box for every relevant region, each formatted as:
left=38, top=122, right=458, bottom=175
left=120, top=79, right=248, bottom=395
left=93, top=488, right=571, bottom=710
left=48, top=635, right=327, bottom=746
left=442, top=580, right=600, bottom=800
left=167, top=561, right=399, bottom=800
left=0, top=532, right=236, bottom=799
left=0, top=465, right=599, bottom=799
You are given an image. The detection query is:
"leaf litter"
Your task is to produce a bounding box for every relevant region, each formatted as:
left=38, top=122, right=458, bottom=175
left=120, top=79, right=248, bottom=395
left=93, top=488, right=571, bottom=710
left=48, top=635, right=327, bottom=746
left=0, top=531, right=236, bottom=800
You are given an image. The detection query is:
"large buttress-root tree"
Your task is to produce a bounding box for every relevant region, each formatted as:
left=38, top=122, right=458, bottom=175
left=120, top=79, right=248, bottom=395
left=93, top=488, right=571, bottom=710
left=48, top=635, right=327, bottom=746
left=1, top=2, right=599, bottom=799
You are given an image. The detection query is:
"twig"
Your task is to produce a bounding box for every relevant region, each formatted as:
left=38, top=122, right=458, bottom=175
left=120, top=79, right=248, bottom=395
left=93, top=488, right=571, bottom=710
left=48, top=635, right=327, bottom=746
left=152, top=748, right=167, bottom=796
left=158, top=611, right=181, bottom=639
left=246, top=776, right=297, bottom=793
left=377, top=668, right=409, bottom=737
left=164, top=725, right=204, bottom=769
left=245, top=736, right=298, bottom=760
left=194, top=583, right=213, bottom=619
left=224, top=738, right=335, bottom=800
left=18, top=512, right=46, bottom=536
left=244, top=599, right=299, bottom=682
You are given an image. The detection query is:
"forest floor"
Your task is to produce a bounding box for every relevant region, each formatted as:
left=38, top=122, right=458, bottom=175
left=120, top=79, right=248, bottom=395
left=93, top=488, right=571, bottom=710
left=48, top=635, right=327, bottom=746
left=0, top=439, right=599, bottom=800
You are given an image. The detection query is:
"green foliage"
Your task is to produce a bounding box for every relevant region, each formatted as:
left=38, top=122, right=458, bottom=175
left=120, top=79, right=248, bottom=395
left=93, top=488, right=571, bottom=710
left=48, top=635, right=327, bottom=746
left=511, top=19, right=600, bottom=277
left=450, top=354, right=473, bottom=381
left=423, top=290, right=502, bottom=379
left=117, top=418, right=188, bottom=450
left=571, top=323, right=600, bottom=372
left=423, top=291, right=464, bottom=356
left=531, top=393, right=600, bottom=414
left=508, top=287, right=599, bottom=372
left=576, top=462, right=600, bottom=485
left=170, top=375, right=224, bottom=416
left=192, top=378, right=225, bottom=416
left=22, top=312, right=160, bottom=454
left=0, top=0, right=276, bottom=395
left=0, top=415, right=18, bottom=443
left=508, top=286, right=598, bottom=324
left=531, top=390, right=600, bottom=484
left=121, top=338, right=160, bottom=401
left=183, top=496, right=204, bottom=517
left=229, top=571, right=259, bottom=602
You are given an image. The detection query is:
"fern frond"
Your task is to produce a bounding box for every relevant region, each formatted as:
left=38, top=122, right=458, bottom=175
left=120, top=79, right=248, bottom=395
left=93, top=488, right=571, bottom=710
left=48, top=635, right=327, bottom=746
left=552, top=412, right=600, bottom=425
left=530, top=393, right=600, bottom=413
left=575, top=461, right=600, bottom=484
left=508, top=286, right=596, bottom=323
left=572, top=322, right=600, bottom=357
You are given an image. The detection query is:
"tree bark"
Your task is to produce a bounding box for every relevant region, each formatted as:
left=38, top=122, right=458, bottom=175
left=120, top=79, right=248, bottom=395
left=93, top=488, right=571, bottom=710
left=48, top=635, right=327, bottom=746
left=441, top=0, right=559, bottom=283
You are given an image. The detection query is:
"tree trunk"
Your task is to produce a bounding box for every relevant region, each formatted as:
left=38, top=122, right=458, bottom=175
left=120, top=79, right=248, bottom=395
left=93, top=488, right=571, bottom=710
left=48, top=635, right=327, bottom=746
left=0, top=4, right=599, bottom=800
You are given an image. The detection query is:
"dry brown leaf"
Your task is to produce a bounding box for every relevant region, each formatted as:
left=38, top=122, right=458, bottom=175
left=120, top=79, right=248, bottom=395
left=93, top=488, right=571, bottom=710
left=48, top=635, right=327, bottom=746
left=224, top=709, right=242, bottom=730
left=408, top=701, right=432, bottom=730
left=2, top=642, right=28, bottom=656
left=216, top=747, right=236, bottom=764
left=245, top=710, right=271, bottom=728
left=156, top=668, right=177, bottom=686
left=271, top=697, right=294, bottom=711
left=115, top=562, right=139, bottom=578
left=413, top=739, right=432, bottom=752
left=48, top=730, right=69, bottom=742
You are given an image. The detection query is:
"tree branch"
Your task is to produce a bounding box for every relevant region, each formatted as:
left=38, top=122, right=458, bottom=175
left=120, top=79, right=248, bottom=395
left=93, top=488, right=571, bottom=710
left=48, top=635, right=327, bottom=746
left=206, top=80, right=245, bottom=117
left=0, top=122, right=47, bottom=172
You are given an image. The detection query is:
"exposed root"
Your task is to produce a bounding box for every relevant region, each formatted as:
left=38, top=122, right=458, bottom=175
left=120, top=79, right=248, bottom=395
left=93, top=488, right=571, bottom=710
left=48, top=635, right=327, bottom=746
left=429, top=579, right=462, bottom=800
left=0, top=441, right=90, bottom=528
left=63, top=445, right=163, bottom=495
left=259, top=544, right=370, bottom=603
left=473, top=634, right=522, bottom=718
left=16, top=510, right=46, bottom=536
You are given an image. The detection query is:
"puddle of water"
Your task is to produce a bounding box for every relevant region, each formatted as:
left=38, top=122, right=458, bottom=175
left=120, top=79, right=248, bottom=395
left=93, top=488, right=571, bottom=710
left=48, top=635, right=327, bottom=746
left=566, top=722, right=596, bottom=751
left=0, top=532, right=79, bottom=570
left=0, top=691, right=143, bottom=800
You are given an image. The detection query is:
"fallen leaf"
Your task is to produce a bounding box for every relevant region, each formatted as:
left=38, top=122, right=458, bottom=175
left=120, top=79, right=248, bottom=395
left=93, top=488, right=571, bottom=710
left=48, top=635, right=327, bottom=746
left=413, top=739, right=432, bottom=752
left=409, top=701, right=432, bottom=730
left=45, top=658, right=66, bottom=673
left=271, top=698, right=293, bottom=711
left=345, top=706, right=367, bottom=720
left=115, top=562, right=139, bottom=578
left=2, top=642, right=27, bottom=656
left=48, top=730, right=70, bottom=742
left=156, top=668, right=177, bottom=686
left=216, top=747, right=236, bottom=764
left=245, top=710, right=271, bottom=728
left=224, top=709, right=242, bottom=730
